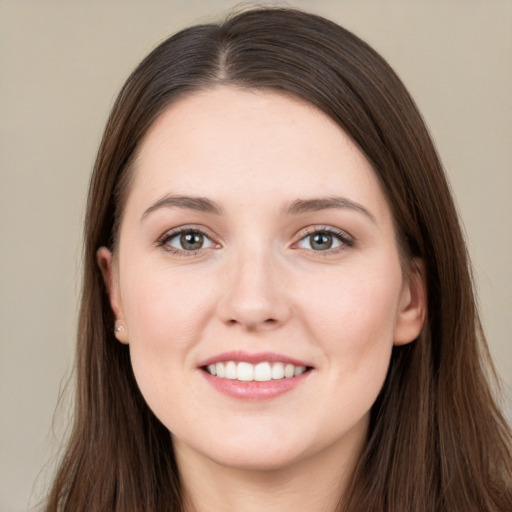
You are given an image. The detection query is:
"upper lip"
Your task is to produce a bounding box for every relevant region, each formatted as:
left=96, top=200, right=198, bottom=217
left=198, top=350, right=313, bottom=368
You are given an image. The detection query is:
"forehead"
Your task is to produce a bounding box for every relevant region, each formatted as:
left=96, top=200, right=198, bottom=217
left=126, top=86, right=389, bottom=221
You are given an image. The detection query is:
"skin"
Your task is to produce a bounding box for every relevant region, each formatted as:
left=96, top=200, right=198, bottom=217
left=98, top=86, right=426, bottom=512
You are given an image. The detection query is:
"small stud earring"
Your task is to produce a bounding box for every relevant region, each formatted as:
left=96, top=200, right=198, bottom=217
left=114, top=325, right=124, bottom=333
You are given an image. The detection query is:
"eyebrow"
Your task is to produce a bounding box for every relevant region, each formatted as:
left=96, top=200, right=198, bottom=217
left=141, top=195, right=223, bottom=220
left=141, top=194, right=375, bottom=223
left=282, top=196, right=376, bottom=223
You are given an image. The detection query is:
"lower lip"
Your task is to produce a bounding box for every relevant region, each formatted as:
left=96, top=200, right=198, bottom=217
left=200, top=370, right=311, bottom=400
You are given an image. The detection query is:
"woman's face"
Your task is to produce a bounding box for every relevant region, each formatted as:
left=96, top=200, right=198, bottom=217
left=99, top=86, right=425, bottom=473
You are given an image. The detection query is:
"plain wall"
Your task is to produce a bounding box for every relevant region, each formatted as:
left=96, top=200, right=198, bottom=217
left=0, top=1, right=510, bottom=511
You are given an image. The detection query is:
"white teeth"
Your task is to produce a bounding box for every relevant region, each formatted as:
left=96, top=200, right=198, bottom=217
left=271, top=362, right=285, bottom=379
left=216, top=362, right=225, bottom=378
left=206, top=361, right=308, bottom=381
left=254, top=362, right=272, bottom=382
left=284, top=364, right=295, bottom=378
left=225, top=361, right=237, bottom=379
left=237, top=362, right=254, bottom=381
left=294, top=366, right=306, bottom=376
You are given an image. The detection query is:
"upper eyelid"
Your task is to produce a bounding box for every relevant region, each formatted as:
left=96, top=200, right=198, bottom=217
left=161, top=229, right=213, bottom=244
left=294, top=225, right=354, bottom=241
left=158, top=224, right=218, bottom=242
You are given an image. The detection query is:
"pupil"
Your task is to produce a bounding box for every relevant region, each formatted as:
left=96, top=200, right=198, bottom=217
left=181, top=232, right=203, bottom=250
left=311, top=233, right=332, bottom=250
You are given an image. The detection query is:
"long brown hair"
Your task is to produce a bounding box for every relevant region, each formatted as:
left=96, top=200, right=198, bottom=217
left=44, top=7, right=512, bottom=511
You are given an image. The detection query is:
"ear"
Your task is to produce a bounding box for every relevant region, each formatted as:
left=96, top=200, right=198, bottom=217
left=97, top=247, right=129, bottom=344
left=394, top=258, right=427, bottom=346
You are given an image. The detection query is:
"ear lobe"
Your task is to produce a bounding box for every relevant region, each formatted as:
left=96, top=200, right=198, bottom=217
left=394, top=258, right=427, bottom=346
left=97, top=247, right=129, bottom=344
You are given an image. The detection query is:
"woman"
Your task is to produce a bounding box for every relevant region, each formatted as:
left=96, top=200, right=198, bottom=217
left=43, top=7, right=512, bottom=512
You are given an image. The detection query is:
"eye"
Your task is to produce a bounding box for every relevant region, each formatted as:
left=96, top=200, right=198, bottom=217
left=160, top=229, right=216, bottom=253
left=296, top=228, right=352, bottom=251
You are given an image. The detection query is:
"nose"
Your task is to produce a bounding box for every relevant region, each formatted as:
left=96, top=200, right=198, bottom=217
left=216, top=246, right=292, bottom=332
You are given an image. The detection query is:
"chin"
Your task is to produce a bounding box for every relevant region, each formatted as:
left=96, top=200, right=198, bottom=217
left=208, top=444, right=309, bottom=473
left=172, top=426, right=313, bottom=473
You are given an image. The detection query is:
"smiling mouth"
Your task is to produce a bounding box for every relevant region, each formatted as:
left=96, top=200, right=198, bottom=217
left=203, top=361, right=311, bottom=382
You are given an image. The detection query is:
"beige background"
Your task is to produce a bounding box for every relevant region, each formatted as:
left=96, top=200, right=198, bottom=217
left=0, top=1, right=510, bottom=511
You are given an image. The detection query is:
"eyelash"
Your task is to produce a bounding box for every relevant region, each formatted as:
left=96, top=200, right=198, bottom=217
left=157, top=226, right=217, bottom=256
left=156, top=225, right=354, bottom=257
left=294, top=226, right=354, bottom=256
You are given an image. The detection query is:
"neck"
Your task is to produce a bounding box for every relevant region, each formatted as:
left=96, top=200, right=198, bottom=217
left=174, top=421, right=367, bottom=512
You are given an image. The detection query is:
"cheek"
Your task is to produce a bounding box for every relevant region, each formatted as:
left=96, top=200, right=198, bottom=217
left=122, top=263, right=215, bottom=349
left=120, top=266, right=215, bottom=418
left=300, top=264, right=403, bottom=371
left=296, top=267, right=402, bottom=434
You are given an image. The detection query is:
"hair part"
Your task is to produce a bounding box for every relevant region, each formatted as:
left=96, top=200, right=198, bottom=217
left=44, top=7, right=512, bottom=512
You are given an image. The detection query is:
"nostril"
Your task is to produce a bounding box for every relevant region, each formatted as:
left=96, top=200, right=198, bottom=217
left=225, top=317, right=279, bottom=329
